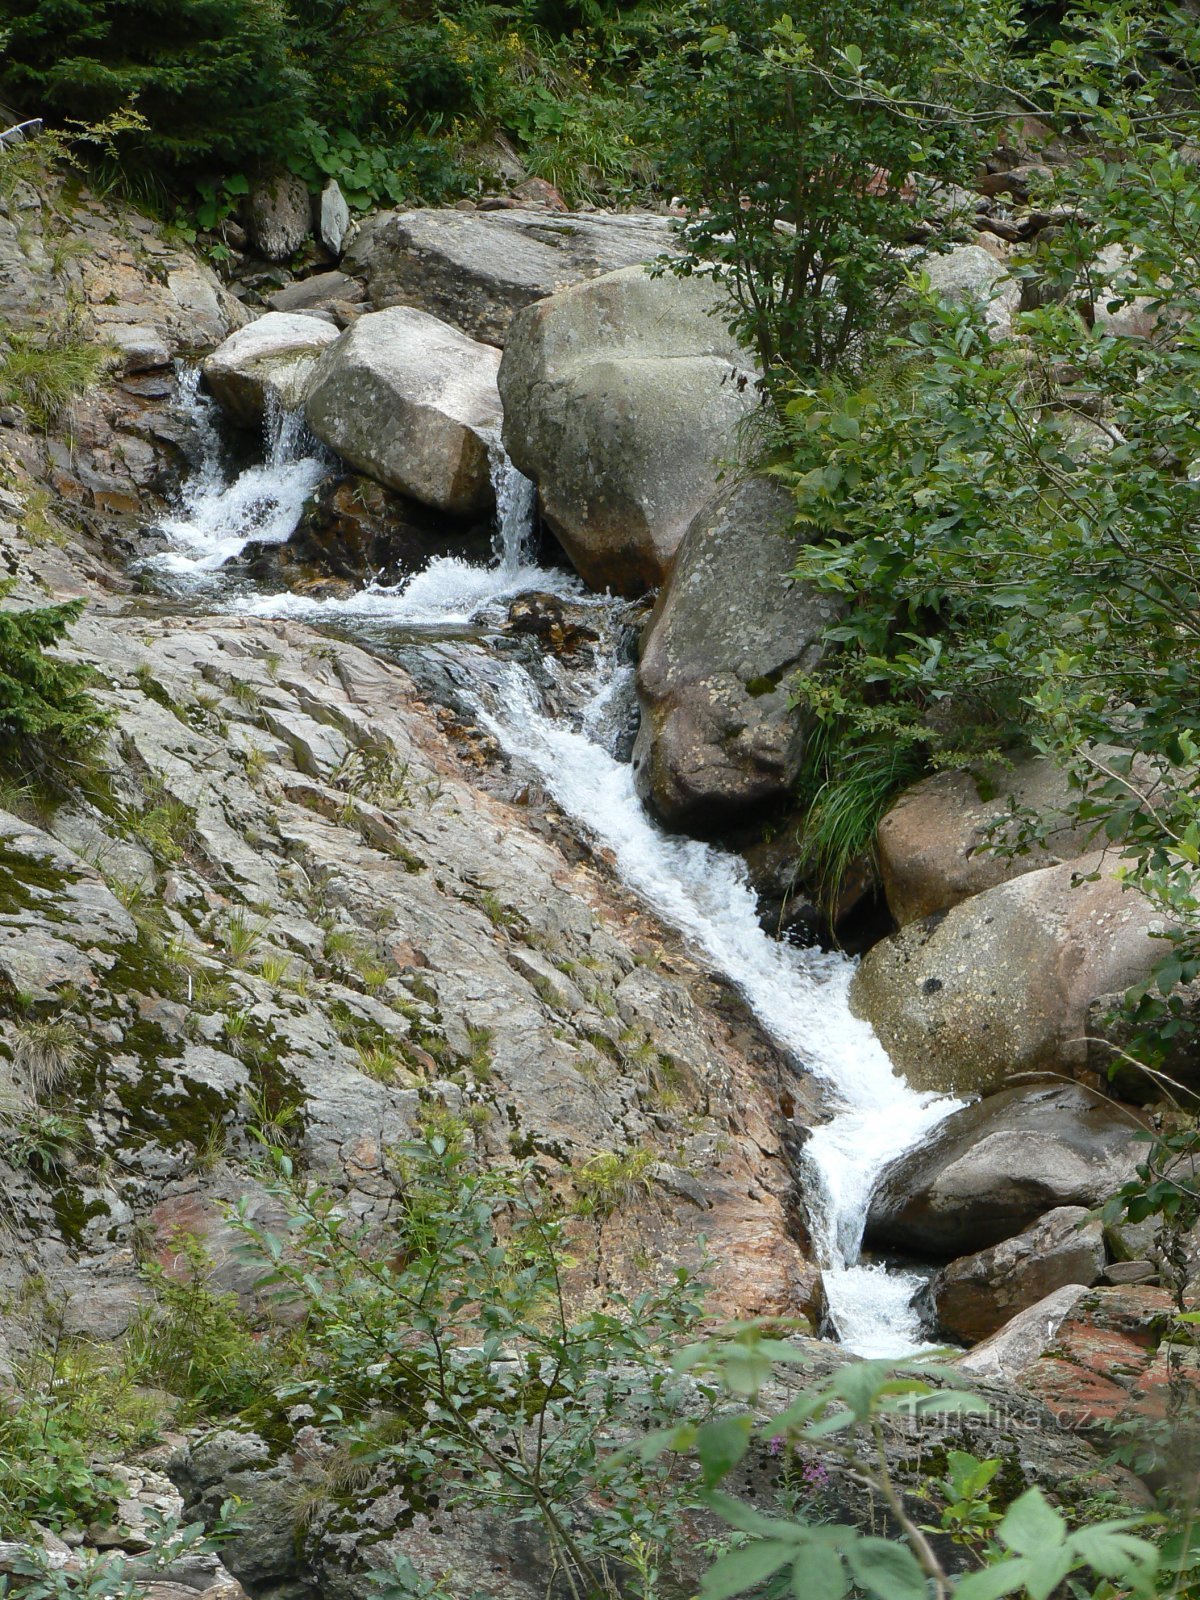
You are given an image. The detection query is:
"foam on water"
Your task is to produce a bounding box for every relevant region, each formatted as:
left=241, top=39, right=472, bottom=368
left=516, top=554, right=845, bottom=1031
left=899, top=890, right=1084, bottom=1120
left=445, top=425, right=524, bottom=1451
left=466, top=663, right=958, bottom=1355
left=145, top=371, right=328, bottom=576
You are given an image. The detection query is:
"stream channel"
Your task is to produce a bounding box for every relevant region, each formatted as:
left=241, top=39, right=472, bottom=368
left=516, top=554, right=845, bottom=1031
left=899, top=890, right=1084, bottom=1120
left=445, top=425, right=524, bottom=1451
left=139, top=373, right=960, bottom=1360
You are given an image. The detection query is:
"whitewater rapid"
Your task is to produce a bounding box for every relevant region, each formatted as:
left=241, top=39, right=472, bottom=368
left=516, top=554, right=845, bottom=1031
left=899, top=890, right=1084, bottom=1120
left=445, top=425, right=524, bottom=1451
left=148, top=389, right=958, bottom=1356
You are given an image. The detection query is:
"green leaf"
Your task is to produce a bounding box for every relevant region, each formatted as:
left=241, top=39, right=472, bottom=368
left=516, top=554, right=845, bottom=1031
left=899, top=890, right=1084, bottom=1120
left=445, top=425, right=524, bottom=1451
left=700, top=1540, right=797, bottom=1600
left=792, top=1544, right=848, bottom=1599
left=998, top=1489, right=1067, bottom=1556
left=844, top=1537, right=927, bottom=1600
left=696, top=1416, right=753, bottom=1486
left=952, top=1560, right=1036, bottom=1600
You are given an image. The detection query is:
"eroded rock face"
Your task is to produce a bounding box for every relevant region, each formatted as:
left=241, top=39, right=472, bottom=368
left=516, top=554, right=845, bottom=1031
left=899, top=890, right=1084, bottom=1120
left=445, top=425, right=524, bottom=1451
left=878, top=758, right=1095, bottom=927
left=933, top=1206, right=1106, bottom=1345
left=851, top=851, right=1169, bottom=1096
left=865, top=1081, right=1144, bottom=1259
left=304, top=307, right=502, bottom=514
left=499, top=265, right=759, bottom=595
left=344, top=207, right=677, bottom=344
left=631, top=477, right=835, bottom=830
left=0, top=511, right=819, bottom=1328
left=202, top=313, right=340, bottom=429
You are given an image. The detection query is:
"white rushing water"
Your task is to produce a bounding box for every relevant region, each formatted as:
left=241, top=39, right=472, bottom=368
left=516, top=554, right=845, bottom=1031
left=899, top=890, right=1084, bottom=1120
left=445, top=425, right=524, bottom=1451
left=156, top=391, right=957, bottom=1354
left=234, top=438, right=582, bottom=629
left=145, top=370, right=329, bottom=576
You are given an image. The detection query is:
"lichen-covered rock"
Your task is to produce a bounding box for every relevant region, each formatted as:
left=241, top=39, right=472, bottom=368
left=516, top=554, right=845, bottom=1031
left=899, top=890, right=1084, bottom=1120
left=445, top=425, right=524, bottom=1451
left=202, top=313, right=340, bottom=429
left=344, top=207, right=677, bottom=344
left=631, top=476, right=836, bottom=829
left=851, top=851, right=1170, bottom=1096
left=865, top=1081, right=1143, bottom=1259
left=877, top=757, right=1095, bottom=927
left=305, top=307, right=502, bottom=514
left=499, top=265, right=759, bottom=594
left=246, top=172, right=311, bottom=262
left=933, top=1206, right=1106, bottom=1344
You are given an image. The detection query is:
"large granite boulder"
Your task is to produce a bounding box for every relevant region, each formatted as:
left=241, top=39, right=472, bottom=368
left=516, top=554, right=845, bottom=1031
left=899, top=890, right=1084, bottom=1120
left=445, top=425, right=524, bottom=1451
left=877, top=757, right=1095, bottom=927
left=202, top=312, right=340, bottom=429
left=865, top=1081, right=1144, bottom=1259
left=933, top=1205, right=1106, bottom=1345
left=851, top=850, right=1170, bottom=1096
left=304, top=306, right=502, bottom=515
left=499, top=265, right=758, bottom=595
left=631, top=476, right=835, bottom=829
left=344, top=207, right=677, bottom=344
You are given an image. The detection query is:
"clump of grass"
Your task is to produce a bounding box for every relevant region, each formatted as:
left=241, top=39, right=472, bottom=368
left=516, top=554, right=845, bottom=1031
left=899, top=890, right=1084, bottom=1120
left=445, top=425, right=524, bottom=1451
left=256, top=949, right=292, bottom=989
left=11, top=1016, right=83, bottom=1099
left=573, top=1147, right=657, bottom=1221
left=353, top=1038, right=410, bottom=1084
left=323, top=929, right=390, bottom=993
left=0, top=327, right=111, bottom=430
left=1, top=1105, right=86, bottom=1174
left=126, top=791, right=195, bottom=865
left=465, top=1024, right=493, bottom=1085
left=220, top=910, right=263, bottom=968
left=478, top=890, right=525, bottom=932
left=796, top=725, right=927, bottom=912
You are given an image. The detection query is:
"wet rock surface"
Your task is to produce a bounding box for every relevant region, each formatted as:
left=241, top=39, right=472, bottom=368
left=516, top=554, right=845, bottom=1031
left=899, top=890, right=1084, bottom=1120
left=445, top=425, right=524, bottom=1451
left=201, top=312, right=340, bottom=429
left=866, top=1081, right=1144, bottom=1258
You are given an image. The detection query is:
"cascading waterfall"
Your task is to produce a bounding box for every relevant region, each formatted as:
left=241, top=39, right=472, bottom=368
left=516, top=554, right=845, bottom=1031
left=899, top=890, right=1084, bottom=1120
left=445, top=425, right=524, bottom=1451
left=153, top=398, right=958, bottom=1355
left=147, top=370, right=328, bottom=577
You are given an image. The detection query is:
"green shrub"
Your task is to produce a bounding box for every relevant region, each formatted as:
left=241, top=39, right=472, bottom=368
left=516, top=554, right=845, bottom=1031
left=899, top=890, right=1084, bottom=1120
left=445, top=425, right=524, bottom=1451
left=235, top=1137, right=710, bottom=1592
left=640, top=0, right=1000, bottom=389
left=124, top=1233, right=283, bottom=1419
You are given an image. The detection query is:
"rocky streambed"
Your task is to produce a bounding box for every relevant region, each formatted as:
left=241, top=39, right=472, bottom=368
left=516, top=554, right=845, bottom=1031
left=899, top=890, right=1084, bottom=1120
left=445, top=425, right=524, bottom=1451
left=0, top=166, right=1195, bottom=1596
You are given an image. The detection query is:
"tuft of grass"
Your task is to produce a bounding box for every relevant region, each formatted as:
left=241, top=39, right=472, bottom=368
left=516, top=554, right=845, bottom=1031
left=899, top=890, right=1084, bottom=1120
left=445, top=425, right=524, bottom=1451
left=11, top=1016, right=84, bottom=1100
left=0, top=1105, right=86, bottom=1174
left=220, top=910, right=263, bottom=968
left=0, top=328, right=111, bottom=431
left=465, top=1024, right=494, bottom=1085
left=256, top=949, right=292, bottom=989
left=573, top=1147, right=657, bottom=1221
left=796, top=727, right=927, bottom=912
left=353, top=1038, right=410, bottom=1084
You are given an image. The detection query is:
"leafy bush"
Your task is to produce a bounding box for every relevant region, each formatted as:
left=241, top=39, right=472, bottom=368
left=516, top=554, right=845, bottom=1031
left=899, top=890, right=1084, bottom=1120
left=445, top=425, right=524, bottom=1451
left=654, top=1324, right=1178, bottom=1600
left=236, top=1136, right=710, bottom=1591
left=640, top=0, right=999, bottom=389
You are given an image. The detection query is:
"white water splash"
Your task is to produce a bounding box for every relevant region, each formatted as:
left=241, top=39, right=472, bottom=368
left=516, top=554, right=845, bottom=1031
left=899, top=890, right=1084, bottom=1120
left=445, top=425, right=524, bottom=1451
left=233, top=441, right=579, bottom=629
left=151, top=405, right=958, bottom=1354
left=145, top=371, right=328, bottom=576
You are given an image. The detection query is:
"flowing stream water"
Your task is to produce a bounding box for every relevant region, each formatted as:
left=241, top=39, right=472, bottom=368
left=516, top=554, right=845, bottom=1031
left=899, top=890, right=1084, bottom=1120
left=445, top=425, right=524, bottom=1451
left=145, top=384, right=960, bottom=1358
